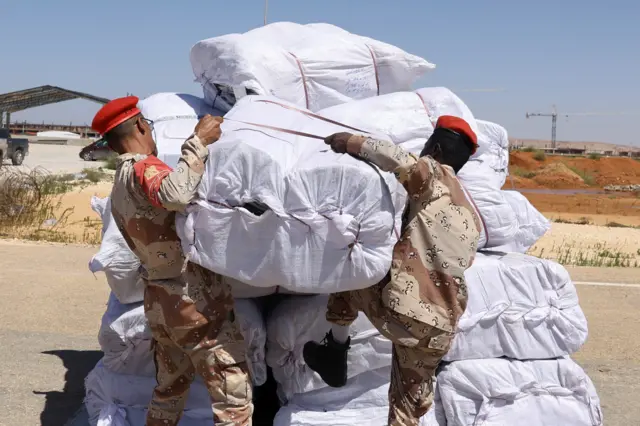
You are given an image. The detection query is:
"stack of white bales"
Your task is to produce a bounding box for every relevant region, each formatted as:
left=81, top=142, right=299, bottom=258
left=83, top=94, right=269, bottom=426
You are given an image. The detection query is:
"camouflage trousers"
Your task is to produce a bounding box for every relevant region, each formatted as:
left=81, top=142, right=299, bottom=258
left=327, top=283, right=453, bottom=426
left=144, top=262, right=253, bottom=426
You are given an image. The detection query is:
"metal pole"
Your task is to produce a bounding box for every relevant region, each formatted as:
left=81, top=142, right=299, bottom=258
left=264, top=0, right=268, bottom=25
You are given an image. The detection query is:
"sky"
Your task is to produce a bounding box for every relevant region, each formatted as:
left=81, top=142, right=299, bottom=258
left=2, top=0, right=639, bottom=145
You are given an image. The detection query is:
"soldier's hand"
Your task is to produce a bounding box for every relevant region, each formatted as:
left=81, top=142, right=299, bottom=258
left=195, top=115, right=224, bottom=146
left=324, top=132, right=353, bottom=154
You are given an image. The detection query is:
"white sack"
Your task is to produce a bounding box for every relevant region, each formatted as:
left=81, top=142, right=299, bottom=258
left=84, top=361, right=214, bottom=426
left=190, top=22, right=434, bottom=112
left=320, top=87, right=477, bottom=151
left=472, top=119, right=510, bottom=185
left=445, top=252, right=588, bottom=361
left=458, top=171, right=549, bottom=251
left=266, top=295, right=392, bottom=401
left=437, top=357, right=603, bottom=426
left=275, top=367, right=445, bottom=426
left=98, top=293, right=154, bottom=376
left=89, top=196, right=144, bottom=304
left=138, top=93, right=226, bottom=169
left=178, top=95, right=407, bottom=293
left=490, top=190, right=551, bottom=253
left=98, top=293, right=267, bottom=385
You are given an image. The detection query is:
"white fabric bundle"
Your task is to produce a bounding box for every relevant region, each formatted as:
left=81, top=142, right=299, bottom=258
left=84, top=361, right=214, bottom=426
left=98, top=293, right=154, bottom=377
left=178, top=95, right=407, bottom=293
left=265, top=295, right=392, bottom=401
left=320, top=86, right=477, bottom=153
left=97, top=293, right=267, bottom=385
left=458, top=172, right=550, bottom=251
left=190, top=22, right=434, bottom=112
left=436, top=357, right=603, bottom=426
left=138, top=93, right=226, bottom=169
left=274, top=367, right=445, bottom=426
left=472, top=119, right=510, bottom=185
left=89, top=196, right=144, bottom=304
left=490, top=190, right=551, bottom=254
left=444, top=252, right=588, bottom=361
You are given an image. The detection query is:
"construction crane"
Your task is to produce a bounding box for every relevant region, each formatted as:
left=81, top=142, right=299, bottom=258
left=526, top=106, right=640, bottom=150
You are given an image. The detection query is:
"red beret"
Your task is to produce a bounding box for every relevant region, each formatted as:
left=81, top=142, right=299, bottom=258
left=436, top=115, right=478, bottom=154
left=92, top=96, right=141, bottom=135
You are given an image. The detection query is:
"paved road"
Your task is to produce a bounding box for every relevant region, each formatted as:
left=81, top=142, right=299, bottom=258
left=0, top=240, right=638, bottom=425
left=4, top=143, right=104, bottom=175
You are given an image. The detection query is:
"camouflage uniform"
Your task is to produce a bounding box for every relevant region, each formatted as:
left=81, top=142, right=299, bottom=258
left=110, top=135, right=253, bottom=426
left=325, top=135, right=481, bottom=426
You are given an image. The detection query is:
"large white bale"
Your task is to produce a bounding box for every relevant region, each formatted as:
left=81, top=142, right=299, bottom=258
left=320, top=87, right=477, bottom=152
left=265, top=295, right=392, bottom=401
left=138, top=93, right=226, bottom=169
left=458, top=165, right=550, bottom=251
left=97, top=293, right=267, bottom=386
left=84, top=361, right=214, bottom=426
left=190, top=22, right=434, bottom=112
left=445, top=252, right=588, bottom=361
left=436, top=357, right=603, bottom=426
left=178, top=95, right=407, bottom=293
left=89, top=196, right=144, bottom=304
left=274, top=367, right=445, bottom=426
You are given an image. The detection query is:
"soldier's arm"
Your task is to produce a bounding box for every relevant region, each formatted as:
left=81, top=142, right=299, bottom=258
left=132, top=135, right=209, bottom=212
left=345, top=135, right=438, bottom=197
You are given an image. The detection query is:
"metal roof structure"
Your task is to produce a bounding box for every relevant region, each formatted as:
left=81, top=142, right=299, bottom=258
left=0, top=85, right=110, bottom=113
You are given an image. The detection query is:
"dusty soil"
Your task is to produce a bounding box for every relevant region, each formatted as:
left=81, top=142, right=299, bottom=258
left=506, top=151, right=640, bottom=226
left=509, top=151, right=640, bottom=188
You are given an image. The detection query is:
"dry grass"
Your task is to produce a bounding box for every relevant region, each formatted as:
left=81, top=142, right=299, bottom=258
left=0, top=168, right=102, bottom=244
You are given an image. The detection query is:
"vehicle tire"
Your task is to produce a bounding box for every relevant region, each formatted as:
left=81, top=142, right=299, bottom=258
left=82, top=151, right=93, bottom=161
left=11, top=149, right=24, bottom=166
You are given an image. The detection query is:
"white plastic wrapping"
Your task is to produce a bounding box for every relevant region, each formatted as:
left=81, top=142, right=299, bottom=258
left=274, top=367, right=445, bottom=426
left=138, top=92, right=226, bottom=169
left=265, top=295, right=392, bottom=401
left=179, top=95, right=407, bottom=293
left=458, top=171, right=549, bottom=251
left=320, top=87, right=477, bottom=151
left=436, top=357, right=603, bottom=426
left=445, top=253, right=588, bottom=361
left=98, top=293, right=154, bottom=376
left=470, top=119, right=510, bottom=187
left=89, top=196, right=144, bottom=304
left=84, top=361, right=214, bottom=426
left=190, top=22, right=434, bottom=112
left=97, top=293, right=267, bottom=386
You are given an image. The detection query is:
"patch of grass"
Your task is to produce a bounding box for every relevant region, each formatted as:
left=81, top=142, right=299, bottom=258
left=606, top=221, right=639, bottom=229
left=588, top=153, right=602, bottom=160
left=553, top=217, right=591, bottom=225
left=532, top=241, right=640, bottom=268
left=532, top=150, right=546, bottom=161
left=0, top=168, right=74, bottom=239
left=521, top=146, right=536, bottom=152
left=82, top=168, right=108, bottom=184
left=103, top=154, right=117, bottom=171
left=568, top=166, right=596, bottom=186
left=512, top=167, right=537, bottom=179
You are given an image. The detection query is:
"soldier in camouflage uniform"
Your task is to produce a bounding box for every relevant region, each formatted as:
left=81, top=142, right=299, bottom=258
left=303, top=116, right=481, bottom=426
left=91, top=96, right=253, bottom=426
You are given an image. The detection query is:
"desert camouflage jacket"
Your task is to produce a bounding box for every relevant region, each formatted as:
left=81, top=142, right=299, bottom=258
left=110, top=135, right=208, bottom=281
left=345, top=135, right=481, bottom=332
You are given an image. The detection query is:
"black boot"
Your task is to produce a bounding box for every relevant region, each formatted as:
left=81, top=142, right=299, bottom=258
left=303, top=330, right=350, bottom=388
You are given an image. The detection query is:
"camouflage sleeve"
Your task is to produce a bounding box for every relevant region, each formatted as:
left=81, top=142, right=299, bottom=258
left=346, top=135, right=437, bottom=197
left=132, top=135, right=209, bottom=212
